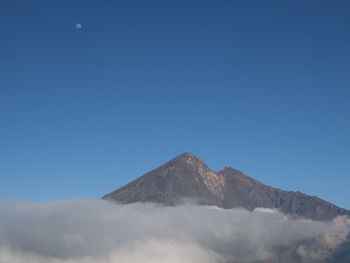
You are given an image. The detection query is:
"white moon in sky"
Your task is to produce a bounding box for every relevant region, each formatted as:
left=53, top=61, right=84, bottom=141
left=75, top=24, right=82, bottom=29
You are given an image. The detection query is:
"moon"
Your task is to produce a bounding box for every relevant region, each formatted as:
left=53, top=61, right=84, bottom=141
left=75, top=24, right=82, bottom=29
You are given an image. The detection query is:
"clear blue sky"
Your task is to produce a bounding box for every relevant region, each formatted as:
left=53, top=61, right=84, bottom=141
left=0, top=0, right=349, bottom=209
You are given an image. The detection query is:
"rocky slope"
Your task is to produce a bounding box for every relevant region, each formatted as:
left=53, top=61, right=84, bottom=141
left=103, top=153, right=349, bottom=221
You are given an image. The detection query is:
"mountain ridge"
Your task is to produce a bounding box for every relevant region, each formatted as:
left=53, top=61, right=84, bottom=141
left=103, top=152, right=349, bottom=221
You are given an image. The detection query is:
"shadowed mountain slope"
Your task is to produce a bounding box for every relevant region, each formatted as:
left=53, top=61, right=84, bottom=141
left=103, top=153, right=349, bottom=221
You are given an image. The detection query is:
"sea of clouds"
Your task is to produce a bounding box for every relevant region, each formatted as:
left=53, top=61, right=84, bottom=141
left=0, top=199, right=349, bottom=263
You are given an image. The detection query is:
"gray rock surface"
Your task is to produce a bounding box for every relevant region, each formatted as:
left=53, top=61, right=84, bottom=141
left=103, top=152, right=349, bottom=221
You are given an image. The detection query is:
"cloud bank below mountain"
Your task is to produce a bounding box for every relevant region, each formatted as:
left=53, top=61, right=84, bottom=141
left=0, top=199, right=349, bottom=263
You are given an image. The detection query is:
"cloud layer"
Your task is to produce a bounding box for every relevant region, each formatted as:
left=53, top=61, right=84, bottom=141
left=0, top=199, right=349, bottom=263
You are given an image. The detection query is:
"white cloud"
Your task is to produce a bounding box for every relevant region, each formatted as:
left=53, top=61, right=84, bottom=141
left=0, top=199, right=348, bottom=263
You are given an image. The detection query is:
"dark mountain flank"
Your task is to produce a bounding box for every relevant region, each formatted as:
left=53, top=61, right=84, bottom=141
left=103, top=153, right=349, bottom=221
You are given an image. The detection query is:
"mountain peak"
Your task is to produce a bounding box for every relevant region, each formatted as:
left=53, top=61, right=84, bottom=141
left=169, top=152, right=203, bottom=165
left=178, top=152, right=196, bottom=158
left=103, top=153, right=349, bottom=221
left=161, top=152, right=209, bottom=173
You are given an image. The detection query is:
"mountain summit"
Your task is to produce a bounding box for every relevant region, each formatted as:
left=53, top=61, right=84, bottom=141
left=103, top=153, right=349, bottom=221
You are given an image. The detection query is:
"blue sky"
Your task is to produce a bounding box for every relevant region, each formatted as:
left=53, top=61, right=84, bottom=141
left=0, top=0, right=349, bottom=209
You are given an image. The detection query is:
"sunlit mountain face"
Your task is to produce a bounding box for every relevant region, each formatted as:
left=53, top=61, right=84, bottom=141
left=104, top=153, right=349, bottom=221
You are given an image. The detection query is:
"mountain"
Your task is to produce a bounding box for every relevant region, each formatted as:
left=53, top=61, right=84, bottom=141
left=103, top=152, right=349, bottom=221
